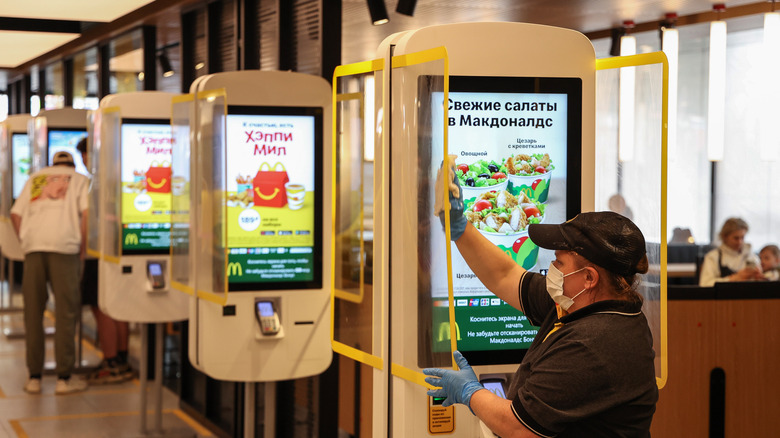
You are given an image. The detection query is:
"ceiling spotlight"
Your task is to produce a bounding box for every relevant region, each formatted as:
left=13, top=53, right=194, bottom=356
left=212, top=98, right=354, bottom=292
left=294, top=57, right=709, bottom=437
left=396, top=0, right=418, bottom=16
left=366, top=0, right=389, bottom=25
left=159, top=52, right=174, bottom=78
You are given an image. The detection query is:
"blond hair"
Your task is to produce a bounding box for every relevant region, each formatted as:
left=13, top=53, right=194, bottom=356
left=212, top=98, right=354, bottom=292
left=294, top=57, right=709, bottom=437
left=718, top=217, right=749, bottom=242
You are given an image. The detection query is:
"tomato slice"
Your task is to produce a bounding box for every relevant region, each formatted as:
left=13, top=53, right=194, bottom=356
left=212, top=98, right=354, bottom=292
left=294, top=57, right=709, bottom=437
left=457, top=164, right=470, bottom=174
left=492, top=172, right=507, bottom=180
left=534, top=166, right=547, bottom=174
left=473, top=200, right=492, bottom=212
left=523, top=206, right=541, bottom=218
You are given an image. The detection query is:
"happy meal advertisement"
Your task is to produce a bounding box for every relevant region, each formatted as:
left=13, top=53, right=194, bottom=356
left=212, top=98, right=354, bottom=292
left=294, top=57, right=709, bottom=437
left=120, top=123, right=173, bottom=251
left=427, top=89, right=571, bottom=352
left=222, top=112, right=317, bottom=284
left=224, top=113, right=315, bottom=250
left=121, top=123, right=173, bottom=224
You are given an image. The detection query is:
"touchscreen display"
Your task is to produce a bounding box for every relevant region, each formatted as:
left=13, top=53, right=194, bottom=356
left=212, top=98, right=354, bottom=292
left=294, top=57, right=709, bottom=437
left=420, top=76, right=582, bottom=366
left=11, top=133, right=31, bottom=199
left=148, top=263, right=162, bottom=276
left=120, top=119, right=172, bottom=254
left=256, top=301, right=274, bottom=317
left=225, top=106, right=323, bottom=291
left=482, top=381, right=507, bottom=399
left=47, top=129, right=88, bottom=176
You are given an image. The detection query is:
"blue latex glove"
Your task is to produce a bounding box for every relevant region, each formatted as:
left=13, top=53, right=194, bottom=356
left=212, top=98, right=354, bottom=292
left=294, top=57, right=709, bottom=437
left=423, top=351, right=484, bottom=410
left=434, top=157, right=467, bottom=241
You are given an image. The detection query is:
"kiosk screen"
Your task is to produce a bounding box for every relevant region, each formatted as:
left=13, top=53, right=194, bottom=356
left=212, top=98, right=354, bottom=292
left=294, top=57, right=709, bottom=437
left=420, top=76, right=582, bottom=366
left=47, top=129, right=88, bottom=176
left=12, top=133, right=31, bottom=199
left=225, top=105, right=323, bottom=291
left=120, top=119, right=172, bottom=255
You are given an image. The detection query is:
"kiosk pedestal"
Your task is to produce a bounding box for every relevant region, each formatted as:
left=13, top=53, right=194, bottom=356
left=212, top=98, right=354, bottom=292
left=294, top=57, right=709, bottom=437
left=133, top=323, right=194, bottom=438
left=172, top=71, right=333, bottom=438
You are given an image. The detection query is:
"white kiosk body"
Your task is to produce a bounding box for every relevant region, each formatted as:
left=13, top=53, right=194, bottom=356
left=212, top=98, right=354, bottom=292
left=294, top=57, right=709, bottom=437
left=92, top=92, right=188, bottom=323
left=0, top=115, right=33, bottom=261
left=178, top=70, right=332, bottom=382
left=376, top=23, right=596, bottom=437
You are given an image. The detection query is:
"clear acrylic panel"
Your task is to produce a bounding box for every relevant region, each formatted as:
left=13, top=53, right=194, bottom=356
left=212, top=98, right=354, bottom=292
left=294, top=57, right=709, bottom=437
left=390, top=48, right=451, bottom=384
left=29, top=116, right=47, bottom=174
left=596, top=54, right=667, bottom=387
left=332, top=62, right=383, bottom=368
left=100, top=108, right=122, bottom=260
left=86, top=110, right=99, bottom=254
left=0, top=124, right=9, bottom=217
left=195, top=91, right=228, bottom=302
left=171, top=96, right=194, bottom=293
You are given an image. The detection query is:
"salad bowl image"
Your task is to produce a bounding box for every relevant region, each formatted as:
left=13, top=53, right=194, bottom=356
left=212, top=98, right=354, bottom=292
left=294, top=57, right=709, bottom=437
left=463, top=189, right=542, bottom=270
left=505, top=153, right=553, bottom=203
left=456, top=159, right=509, bottom=202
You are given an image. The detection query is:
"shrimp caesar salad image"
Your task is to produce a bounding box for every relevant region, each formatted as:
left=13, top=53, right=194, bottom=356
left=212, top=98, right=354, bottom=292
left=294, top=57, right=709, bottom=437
left=464, top=189, right=544, bottom=235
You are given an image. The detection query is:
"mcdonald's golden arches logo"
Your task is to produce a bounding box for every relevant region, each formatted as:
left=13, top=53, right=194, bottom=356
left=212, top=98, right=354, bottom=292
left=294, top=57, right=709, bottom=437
left=125, top=233, right=139, bottom=246
left=227, top=262, right=243, bottom=276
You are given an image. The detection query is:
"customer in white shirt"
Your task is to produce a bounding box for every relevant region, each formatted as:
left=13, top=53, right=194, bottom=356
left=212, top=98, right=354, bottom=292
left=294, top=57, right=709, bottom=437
left=11, top=151, right=90, bottom=395
left=699, top=217, right=763, bottom=287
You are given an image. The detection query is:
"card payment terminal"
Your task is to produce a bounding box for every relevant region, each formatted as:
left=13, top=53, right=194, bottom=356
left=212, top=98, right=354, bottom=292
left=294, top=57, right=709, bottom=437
left=255, top=300, right=281, bottom=335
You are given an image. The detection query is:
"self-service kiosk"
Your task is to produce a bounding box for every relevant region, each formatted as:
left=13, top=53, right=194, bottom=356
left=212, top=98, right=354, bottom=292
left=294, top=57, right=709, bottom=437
left=91, top=92, right=188, bottom=322
left=178, top=70, right=332, bottom=382
left=172, top=70, right=332, bottom=436
left=0, top=115, right=32, bottom=264
left=91, top=92, right=190, bottom=436
left=331, top=22, right=598, bottom=437
left=0, top=115, right=32, bottom=314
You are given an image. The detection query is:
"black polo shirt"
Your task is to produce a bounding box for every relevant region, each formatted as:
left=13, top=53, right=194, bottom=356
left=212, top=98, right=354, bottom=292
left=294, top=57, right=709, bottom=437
left=506, top=272, right=658, bottom=437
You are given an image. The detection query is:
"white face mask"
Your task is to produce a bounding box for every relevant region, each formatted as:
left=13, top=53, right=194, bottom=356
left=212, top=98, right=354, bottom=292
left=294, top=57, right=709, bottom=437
left=546, top=262, right=589, bottom=311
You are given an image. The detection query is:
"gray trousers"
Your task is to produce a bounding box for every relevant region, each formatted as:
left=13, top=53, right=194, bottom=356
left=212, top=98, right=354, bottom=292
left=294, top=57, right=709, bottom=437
left=22, top=252, right=81, bottom=378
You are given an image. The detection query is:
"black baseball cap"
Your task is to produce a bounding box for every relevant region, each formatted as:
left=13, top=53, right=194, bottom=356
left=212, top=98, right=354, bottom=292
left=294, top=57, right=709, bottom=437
left=528, top=211, right=647, bottom=277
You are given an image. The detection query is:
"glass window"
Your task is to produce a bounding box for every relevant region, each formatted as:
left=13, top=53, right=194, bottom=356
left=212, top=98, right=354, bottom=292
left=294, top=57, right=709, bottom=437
left=593, top=15, right=779, bottom=253
left=714, top=18, right=780, bottom=251
left=73, top=47, right=99, bottom=110
left=109, top=29, right=144, bottom=94
left=45, top=62, right=65, bottom=110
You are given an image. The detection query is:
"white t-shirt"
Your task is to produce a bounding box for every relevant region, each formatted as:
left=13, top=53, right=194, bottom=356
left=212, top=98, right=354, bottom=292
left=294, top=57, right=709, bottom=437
left=10, top=165, right=89, bottom=255
left=699, top=243, right=760, bottom=287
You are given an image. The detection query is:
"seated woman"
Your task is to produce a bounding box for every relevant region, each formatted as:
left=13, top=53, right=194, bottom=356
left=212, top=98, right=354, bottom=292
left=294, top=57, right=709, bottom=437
left=699, top=217, right=763, bottom=287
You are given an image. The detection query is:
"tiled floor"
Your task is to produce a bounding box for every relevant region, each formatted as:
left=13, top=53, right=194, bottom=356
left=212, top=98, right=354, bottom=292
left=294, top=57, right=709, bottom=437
left=0, top=289, right=212, bottom=438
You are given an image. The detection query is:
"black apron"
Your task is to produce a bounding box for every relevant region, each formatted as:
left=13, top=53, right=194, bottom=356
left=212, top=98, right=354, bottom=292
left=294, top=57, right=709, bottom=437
left=718, top=249, right=736, bottom=278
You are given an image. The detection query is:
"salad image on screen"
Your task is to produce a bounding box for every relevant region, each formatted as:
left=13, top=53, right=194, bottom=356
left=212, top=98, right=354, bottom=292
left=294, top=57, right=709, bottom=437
left=417, top=75, right=582, bottom=367
left=506, top=153, right=554, bottom=203
left=456, top=159, right=508, bottom=188
left=464, top=189, right=543, bottom=235
left=506, top=152, right=553, bottom=176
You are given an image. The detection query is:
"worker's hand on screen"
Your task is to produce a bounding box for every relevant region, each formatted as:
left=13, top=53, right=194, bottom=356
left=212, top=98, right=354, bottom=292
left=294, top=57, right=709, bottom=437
left=433, top=155, right=467, bottom=241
